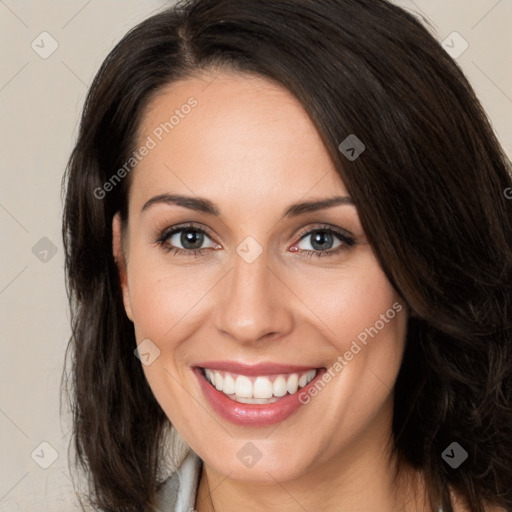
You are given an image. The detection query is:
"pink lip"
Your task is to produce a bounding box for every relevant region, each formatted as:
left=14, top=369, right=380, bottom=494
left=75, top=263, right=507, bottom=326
left=193, top=366, right=326, bottom=427
left=193, top=360, right=319, bottom=376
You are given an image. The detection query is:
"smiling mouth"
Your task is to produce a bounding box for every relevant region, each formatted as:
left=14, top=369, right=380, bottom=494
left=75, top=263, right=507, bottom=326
left=199, top=367, right=320, bottom=404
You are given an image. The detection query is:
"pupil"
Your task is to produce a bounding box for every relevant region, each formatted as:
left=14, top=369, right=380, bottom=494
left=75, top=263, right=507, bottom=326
left=311, top=231, right=333, bottom=251
left=181, top=230, right=203, bottom=249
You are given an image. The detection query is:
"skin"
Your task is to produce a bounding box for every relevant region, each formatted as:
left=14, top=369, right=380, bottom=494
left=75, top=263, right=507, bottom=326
left=112, top=69, right=430, bottom=511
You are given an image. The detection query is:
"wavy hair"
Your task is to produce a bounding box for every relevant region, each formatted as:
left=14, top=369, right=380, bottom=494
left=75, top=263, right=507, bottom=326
left=61, top=0, right=512, bottom=510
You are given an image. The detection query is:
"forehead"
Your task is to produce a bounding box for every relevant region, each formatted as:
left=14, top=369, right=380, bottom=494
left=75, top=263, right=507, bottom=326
left=130, top=70, right=347, bottom=209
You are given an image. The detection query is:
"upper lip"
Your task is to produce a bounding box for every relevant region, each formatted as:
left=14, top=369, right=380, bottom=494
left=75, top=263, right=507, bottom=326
left=194, top=360, right=322, bottom=376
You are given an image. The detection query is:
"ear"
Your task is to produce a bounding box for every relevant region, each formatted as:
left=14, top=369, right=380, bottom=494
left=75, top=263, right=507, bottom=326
left=112, top=212, right=134, bottom=322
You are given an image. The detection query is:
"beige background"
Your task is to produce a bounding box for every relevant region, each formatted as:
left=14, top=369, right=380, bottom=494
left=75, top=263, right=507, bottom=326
left=0, top=1, right=510, bottom=510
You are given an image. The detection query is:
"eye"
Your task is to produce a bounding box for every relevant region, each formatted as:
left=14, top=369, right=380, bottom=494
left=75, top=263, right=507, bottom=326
left=292, top=225, right=355, bottom=258
left=155, top=223, right=220, bottom=256
left=154, top=222, right=356, bottom=259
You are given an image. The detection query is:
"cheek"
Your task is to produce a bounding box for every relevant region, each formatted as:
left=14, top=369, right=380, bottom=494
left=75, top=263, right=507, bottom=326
left=287, top=252, right=404, bottom=352
left=126, top=259, right=199, bottom=418
left=127, top=253, right=211, bottom=343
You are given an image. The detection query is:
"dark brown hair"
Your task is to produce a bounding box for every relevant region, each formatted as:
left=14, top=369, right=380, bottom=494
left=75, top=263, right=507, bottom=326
left=61, top=0, right=512, bottom=510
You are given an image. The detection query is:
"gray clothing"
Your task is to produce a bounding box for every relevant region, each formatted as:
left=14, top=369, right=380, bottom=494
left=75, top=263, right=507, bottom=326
left=156, top=450, right=202, bottom=512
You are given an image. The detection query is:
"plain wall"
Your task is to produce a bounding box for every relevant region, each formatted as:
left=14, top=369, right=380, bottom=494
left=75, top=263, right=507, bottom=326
left=0, top=1, right=510, bottom=510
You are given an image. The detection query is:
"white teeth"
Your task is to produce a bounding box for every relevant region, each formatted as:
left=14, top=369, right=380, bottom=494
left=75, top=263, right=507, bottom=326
left=234, top=375, right=253, bottom=398
left=253, top=377, right=274, bottom=399
left=287, top=373, right=299, bottom=394
left=203, top=368, right=318, bottom=401
left=235, top=396, right=280, bottom=404
left=298, top=373, right=308, bottom=388
left=214, top=371, right=223, bottom=390
left=306, top=369, right=316, bottom=384
left=273, top=375, right=288, bottom=397
left=223, top=374, right=235, bottom=395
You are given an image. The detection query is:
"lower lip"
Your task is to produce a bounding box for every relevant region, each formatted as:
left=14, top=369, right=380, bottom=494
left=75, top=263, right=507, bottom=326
left=193, top=367, right=326, bottom=427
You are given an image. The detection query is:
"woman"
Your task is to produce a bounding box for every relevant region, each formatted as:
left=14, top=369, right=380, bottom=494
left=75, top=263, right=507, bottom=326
left=61, top=0, right=512, bottom=511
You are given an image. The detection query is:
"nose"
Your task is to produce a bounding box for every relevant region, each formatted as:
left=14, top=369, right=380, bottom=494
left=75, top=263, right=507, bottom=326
left=213, top=247, right=294, bottom=345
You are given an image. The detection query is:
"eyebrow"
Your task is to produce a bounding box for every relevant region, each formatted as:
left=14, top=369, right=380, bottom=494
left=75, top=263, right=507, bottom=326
left=140, top=193, right=354, bottom=218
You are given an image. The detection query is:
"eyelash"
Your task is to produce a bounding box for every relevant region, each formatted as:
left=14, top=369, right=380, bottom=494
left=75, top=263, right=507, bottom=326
left=154, top=222, right=355, bottom=259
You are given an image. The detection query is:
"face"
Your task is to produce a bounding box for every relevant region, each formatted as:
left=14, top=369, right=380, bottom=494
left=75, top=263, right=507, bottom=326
left=112, top=70, right=408, bottom=483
